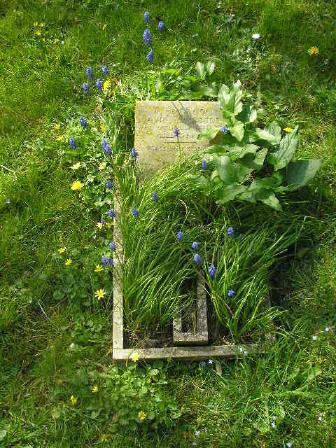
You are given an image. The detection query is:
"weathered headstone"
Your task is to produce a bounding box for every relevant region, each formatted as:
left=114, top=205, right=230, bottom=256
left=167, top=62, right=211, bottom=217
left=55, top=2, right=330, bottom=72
left=134, top=100, right=223, bottom=174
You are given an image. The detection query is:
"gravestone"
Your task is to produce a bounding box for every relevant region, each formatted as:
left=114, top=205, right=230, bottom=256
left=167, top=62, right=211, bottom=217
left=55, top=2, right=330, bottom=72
left=134, top=100, right=223, bottom=174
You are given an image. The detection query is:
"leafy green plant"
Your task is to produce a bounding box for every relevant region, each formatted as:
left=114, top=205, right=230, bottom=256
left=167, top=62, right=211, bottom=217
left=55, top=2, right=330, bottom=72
left=195, top=81, right=322, bottom=211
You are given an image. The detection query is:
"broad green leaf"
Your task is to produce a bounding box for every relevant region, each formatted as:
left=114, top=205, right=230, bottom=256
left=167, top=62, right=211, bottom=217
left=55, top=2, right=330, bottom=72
left=269, top=126, right=299, bottom=170
left=237, top=105, right=257, bottom=123
left=240, top=148, right=268, bottom=171
left=229, top=121, right=244, bottom=141
left=195, top=62, right=206, bottom=79
left=206, top=61, right=215, bottom=75
left=266, top=122, right=282, bottom=143
left=216, top=184, right=246, bottom=204
left=229, top=144, right=259, bottom=160
left=198, top=128, right=219, bottom=140
left=260, top=192, right=282, bottom=211
left=255, top=128, right=280, bottom=145
left=218, top=81, right=243, bottom=116
left=215, top=155, right=252, bottom=184
left=286, top=159, right=322, bottom=190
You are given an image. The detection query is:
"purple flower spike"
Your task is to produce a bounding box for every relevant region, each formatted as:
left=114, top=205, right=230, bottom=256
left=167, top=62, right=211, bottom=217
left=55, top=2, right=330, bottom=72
left=109, top=241, right=116, bottom=251
left=144, top=11, right=150, bottom=24
left=191, top=241, right=199, bottom=251
left=101, top=255, right=113, bottom=267
left=80, top=116, right=88, bottom=128
left=69, top=137, right=77, bottom=149
left=158, top=21, right=165, bottom=31
left=106, top=180, right=113, bottom=190
left=228, top=289, right=236, bottom=298
left=208, top=264, right=216, bottom=279
left=131, top=147, right=138, bottom=160
left=177, top=230, right=183, bottom=241
left=82, top=82, right=89, bottom=93
left=220, top=126, right=229, bottom=134
left=173, top=128, right=180, bottom=138
left=146, top=49, right=154, bottom=63
left=108, top=209, right=116, bottom=219
left=201, top=159, right=207, bottom=170
left=131, top=208, right=139, bottom=218
left=152, top=191, right=159, bottom=202
left=86, top=67, right=94, bottom=79
left=95, top=79, right=103, bottom=91
left=143, top=28, right=152, bottom=46
left=227, top=227, right=234, bottom=237
left=193, top=254, right=202, bottom=265
left=101, top=66, right=109, bottom=76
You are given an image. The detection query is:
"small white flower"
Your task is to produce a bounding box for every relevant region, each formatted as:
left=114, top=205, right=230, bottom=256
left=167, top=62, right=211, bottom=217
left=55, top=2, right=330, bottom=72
left=312, top=335, right=318, bottom=341
left=252, top=33, right=260, bottom=40
left=5, top=198, right=11, bottom=204
left=69, top=343, right=75, bottom=349
left=324, top=327, right=330, bottom=333
left=208, top=359, right=214, bottom=365
left=195, top=430, right=200, bottom=437
left=286, top=443, right=293, bottom=448
left=271, top=420, right=276, bottom=429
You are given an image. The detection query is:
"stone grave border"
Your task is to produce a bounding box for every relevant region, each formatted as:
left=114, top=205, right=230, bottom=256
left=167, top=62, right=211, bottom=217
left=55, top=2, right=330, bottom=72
left=112, top=197, right=259, bottom=362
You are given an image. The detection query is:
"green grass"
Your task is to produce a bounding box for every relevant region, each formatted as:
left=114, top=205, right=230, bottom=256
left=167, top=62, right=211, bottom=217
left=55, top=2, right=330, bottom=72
left=0, top=0, right=336, bottom=446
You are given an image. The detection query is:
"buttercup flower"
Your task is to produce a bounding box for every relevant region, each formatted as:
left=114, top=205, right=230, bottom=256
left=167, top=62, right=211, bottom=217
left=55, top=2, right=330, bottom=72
left=130, top=352, right=139, bottom=362
left=106, top=180, right=113, bottom=190
left=220, top=126, right=229, bottom=134
left=95, top=288, right=106, bottom=300
left=192, top=241, right=199, bottom=251
left=91, top=385, right=99, bottom=393
left=94, top=265, right=104, bottom=273
left=152, top=191, right=159, bottom=202
left=102, top=79, right=111, bottom=94
left=79, top=116, right=88, bottom=128
left=70, top=395, right=78, bottom=406
left=138, top=410, right=147, bottom=421
left=227, top=227, right=234, bottom=237
left=95, top=79, right=103, bottom=91
left=101, top=65, right=109, bottom=76
left=109, top=241, right=116, bottom=251
left=99, top=162, right=107, bottom=171
left=101, top=256, right=113, bottom=267
left=69, top=137, right=77, bottom=149
left=86, top=66, right=94, bottom=79
left=194, top=254, right=202, bottom=265
left=82, top=82, right=89, bottom=93
left=58, top=247, right=66, bottom=254
left=227, top=289, right=236, bottom=298
left=308, top=46, right=319, bottom=56
left=131, top=147, right=138, bottom=160
left=158, top=20, right=165, bottom=31
left=143, top=28, right=152, bottom=46
left=144, top=11, right=150, bottom=24
left=65, top=258, right=73, bottom=266
left=201, top=159, right=207, bottom=170
left=284, top=127, right=294, bottom=133
left=71, top=180, right=83, bottom=191
left=177, top=230, right=183, bottom=241
left=131, top=208, right=139, bottom=218
left=174, top=127, right=180, bottom=137
left=108, top=209, right=116, bottom=219
left=146, top=49, right=154, bottom=63
left=208, top=264, right=216, bottom=279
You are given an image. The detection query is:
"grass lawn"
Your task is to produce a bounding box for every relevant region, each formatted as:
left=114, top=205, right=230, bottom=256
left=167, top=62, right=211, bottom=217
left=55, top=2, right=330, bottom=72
left=0, top=0, right=336, bottom=446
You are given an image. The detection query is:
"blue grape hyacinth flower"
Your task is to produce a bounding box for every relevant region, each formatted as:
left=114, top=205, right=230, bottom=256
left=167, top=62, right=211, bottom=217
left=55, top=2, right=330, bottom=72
left=158, top=20, right=165, bottom=31
left=101, top=138, right=112, bottom=156
left=201, top=159, right=207, bottom=170
left=108, top=209, right=116, bottom=219
left=152, top=191, right=159, bottom=202
left=106, top=180, right=113, bottom=190
left=173, top=127, right=180, bottom=137
left=131, top=147, right=138, bottom=160
left=100, top=218, right=106, bottom=225
left=95, top=79, right=103, bottom=91
left=132, top=208, right=139, bottom=218
left=227, top=289, right=236, bottom=298
left=146, top=49, right=154, bottom=63
left=177, top=230, right=183, bottom=241
left=144, top=11, right=150, bottom=24
left=208, top=264, right=216, bottom=279
left=101, top=66, right=109, bottom=76
left=86, top=67, right=94, bottom=79
left=101, top=255, right=113, bottom=267
left=192, top=241, right=199, bottom=251
left=143, top=28, right=152, bottom=46
left=79, top=116, right=88, bottom=128
left=220, top=126, right=229, bottom=134
left=109, top=241, right=116, bottom=251
left=227, top=227, right=234, bottom=237
left=82, top=82, right=89, bottom=93
left=194, top=254, right=202, bottom=265
left=69, top=137, right=77, bottom=149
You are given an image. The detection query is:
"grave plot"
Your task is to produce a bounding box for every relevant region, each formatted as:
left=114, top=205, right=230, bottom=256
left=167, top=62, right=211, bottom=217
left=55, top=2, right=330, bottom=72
left=112, top=88, right=320, bottom=362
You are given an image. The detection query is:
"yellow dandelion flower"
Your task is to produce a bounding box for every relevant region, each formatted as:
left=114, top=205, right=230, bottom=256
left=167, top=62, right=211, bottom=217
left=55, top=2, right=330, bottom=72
left=102, top=23, right=107, bottom=31
left=71, top=180, right=83, bottom=191
left=34, top=30, right=42, bottom=36
left=58, top=247, right=66, bottom=255
left=96, top=222, right=103, bottom=230
left=102, top=79, right=112, bottom=94
left=70, top=162, right=81, bottom=170
left=53, top=124, right=61, bottom=133
left=94, top=265, right=104, bottom=273
left=65, top=258, right=73, bottom=266
left=100, top=435, right=110, bottom=442
left=130, top=352, right=139, bottom=362
left=33, top=21, right=39, bottom=27
left=39, top=22, right=46, bottom=28
left=283, top=127, right=294, bottom=133
left=91, top=385, right=99, bottom=393
left=308, top=46, right=319, bottom=56
left=98, top=161, right=107, bottom=171
left=138, top=410, right=147, bottom=421
left=95, top=289, right=106, bottom=300
left=56, top=134, right=65, bottom=142
left=69, top=395, right=77, bottom=406
left=100, top=123, right=108, bottom=134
